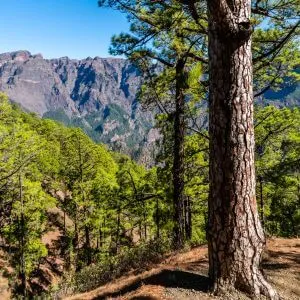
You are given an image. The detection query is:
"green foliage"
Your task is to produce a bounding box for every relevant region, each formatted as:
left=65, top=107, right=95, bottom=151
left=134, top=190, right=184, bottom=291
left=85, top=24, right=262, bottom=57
left=0, top=93, right=58, bottom=294
left=255, top=106, right=300, bottom=236
left=99, top=0, right=300, bottom=247
left=0, top=93, right=167, bottom=296
left=0, top=95, right=299, bottom=297
left=0, top=0, right=299, bottom=296
left=184, top=134, right=209, bottom=245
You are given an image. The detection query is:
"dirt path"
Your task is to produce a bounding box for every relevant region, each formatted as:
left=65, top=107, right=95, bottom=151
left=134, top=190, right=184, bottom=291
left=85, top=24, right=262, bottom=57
left=65, top=238, right=300, bottom=300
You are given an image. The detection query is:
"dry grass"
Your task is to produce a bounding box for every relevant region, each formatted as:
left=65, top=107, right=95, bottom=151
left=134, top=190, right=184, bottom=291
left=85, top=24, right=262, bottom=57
left=119, top=285, right=166, bottom=300
left=64, top=266, right=177, bottom=300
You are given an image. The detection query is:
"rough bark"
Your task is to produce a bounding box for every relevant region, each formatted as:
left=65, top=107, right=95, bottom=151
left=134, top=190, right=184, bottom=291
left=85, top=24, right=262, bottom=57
left=172, top=58, right=186, bottom=249
left=207, top=0, right=278, bottom=298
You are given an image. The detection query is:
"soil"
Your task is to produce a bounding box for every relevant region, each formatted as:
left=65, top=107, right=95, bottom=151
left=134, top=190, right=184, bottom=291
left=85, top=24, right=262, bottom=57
left=65, top=238, right=300, bottom=300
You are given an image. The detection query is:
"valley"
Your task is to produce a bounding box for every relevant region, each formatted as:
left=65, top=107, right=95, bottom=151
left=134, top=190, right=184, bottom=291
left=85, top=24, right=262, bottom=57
left=0, top=50, right=157, bottom=164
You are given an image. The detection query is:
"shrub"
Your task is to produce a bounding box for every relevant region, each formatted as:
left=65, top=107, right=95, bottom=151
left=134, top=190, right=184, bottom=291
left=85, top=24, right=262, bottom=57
left=54, top=238, right=171, bottom=298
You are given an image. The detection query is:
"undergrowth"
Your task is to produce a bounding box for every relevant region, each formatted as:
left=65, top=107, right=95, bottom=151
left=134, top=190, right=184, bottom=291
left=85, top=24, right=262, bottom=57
left=53, top=238, right=171, bottom=298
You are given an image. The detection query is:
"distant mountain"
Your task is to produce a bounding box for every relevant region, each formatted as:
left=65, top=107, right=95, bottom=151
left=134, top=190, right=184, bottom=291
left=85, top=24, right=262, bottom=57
left=263, top=82, right=300, bottom=108
left=258, top=68, right=300, bottom=107
left=0, top=50, right=159, bottom=165
left=0, top=51, right=298, bottom=164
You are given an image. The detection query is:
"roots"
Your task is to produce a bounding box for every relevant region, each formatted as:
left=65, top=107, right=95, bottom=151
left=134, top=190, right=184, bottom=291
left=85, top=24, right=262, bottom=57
left=256, top=272, right=279, bottom=300
left=211, top=270, right=279, bottom=300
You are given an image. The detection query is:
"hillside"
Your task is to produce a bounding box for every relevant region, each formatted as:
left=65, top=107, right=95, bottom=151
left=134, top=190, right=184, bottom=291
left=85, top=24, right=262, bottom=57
left=63, top=238, right=300, bottom=300
left=0, top=64, right=299, bottom=299
left=0, top=50, right=158, bottom=164
left=2, top=237, right=299, bottom=300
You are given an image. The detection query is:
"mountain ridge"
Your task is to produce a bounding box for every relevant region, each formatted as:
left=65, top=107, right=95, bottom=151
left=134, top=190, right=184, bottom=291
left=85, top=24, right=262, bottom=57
left=0, top=50, right=298, bottom=164
left=0, top=50, right=158, bottom=164
left=0, top=50, right=140, bottom=116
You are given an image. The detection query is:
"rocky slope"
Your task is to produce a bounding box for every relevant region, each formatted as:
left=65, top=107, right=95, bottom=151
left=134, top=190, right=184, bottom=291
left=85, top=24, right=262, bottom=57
left=0, top=50, right=158, bottom=164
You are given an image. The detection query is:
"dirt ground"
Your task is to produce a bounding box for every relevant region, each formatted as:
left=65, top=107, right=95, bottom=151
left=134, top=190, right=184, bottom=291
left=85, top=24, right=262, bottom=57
left=65, top=238, right=300, bottom=300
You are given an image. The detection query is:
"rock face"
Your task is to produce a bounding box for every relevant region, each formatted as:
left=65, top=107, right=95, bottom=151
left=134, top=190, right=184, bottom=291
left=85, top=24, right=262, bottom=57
left=1, top=51, right=295, bottom=164
left=0, top=50, right=157, bottom=163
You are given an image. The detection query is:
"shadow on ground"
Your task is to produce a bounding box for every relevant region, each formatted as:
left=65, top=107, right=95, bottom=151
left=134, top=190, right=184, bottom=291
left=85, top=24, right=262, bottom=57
left=262, top=249, right=300, bottom=271
left=128, top=297, right=158, bottom=300
left=94, top=269, right=210, bottom=300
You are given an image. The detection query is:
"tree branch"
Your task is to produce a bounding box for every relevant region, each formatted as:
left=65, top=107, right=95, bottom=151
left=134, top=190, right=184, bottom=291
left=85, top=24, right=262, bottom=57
left=253, top=21, right=300, bottom=64
left=187, top=126, right=209, bottom=140
left=186, top=52, right=208, bottom=64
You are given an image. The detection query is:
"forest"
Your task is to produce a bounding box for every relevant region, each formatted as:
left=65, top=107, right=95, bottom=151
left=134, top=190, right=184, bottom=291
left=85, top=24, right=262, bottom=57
left=0, top=0, right=300, bottom=299
left=0, top=93, right=299, bottom=297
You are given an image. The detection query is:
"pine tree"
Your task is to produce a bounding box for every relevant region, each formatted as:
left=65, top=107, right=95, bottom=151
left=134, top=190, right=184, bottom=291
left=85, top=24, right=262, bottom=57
left=98, top=0, right=207, bottom=249
left=255, top=106, right=300, bottom=236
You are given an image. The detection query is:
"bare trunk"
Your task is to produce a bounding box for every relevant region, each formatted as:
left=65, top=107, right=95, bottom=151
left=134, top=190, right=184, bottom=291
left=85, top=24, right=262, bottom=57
left=73, top=212, right=79, bottom=270
left=143, top=203, right=147, bottom=240
left=63, top=210, right=66, bottom=235
left=73, top=215, right=78, bottom=250
left=116, top=208, right=121, bottom=253
left=185, top=196, right=192, bottom=241
left=155, top=197, right=160, bottom=240
left=103, top=216, right=106, bottom=245
left=84, top=225, right=91, bottom=265
left=19, top=174, right=26, bottom=298
left=99, top=227, right=103, bottom=248
left=172, top=58, right=186, bottom=249
left=207, top=0, right=278, bottom=298
left=259, top=176, right=265, bottom=229
left=139, top=222, right=142, bottom=241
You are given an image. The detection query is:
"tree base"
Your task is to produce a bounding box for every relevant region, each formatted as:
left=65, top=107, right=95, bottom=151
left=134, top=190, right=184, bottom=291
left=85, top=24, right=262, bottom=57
left=211, top=271, right=279, bottom=300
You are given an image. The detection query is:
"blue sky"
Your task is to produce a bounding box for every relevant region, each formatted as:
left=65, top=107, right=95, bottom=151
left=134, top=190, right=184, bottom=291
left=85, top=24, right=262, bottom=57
left=0, top=0, right=129, bottom=59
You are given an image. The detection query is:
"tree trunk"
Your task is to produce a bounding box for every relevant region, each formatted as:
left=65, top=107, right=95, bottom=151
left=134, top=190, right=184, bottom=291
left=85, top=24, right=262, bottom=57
left=172, top=58, right=186, bottom=249
left=73, top=215, right=78, bottom=250
left=185, top=196, right=192, bottom=241
left=73, top=212, right=79, bottom=270
left=84, top=225, right=91, bottom=265
left=207, top=0, right=278, bottom=298
left=116, top=208, right=121, bottom=253
left=63, top=210, right=66, bottom=235
left=155, top=197, right=160, bottom=240
left=259, top=176, right=265, bottom=229
left=99, top=227, right=103, bottom=248
left=143, top=203, right=147, bottom=240
left=139, top=221, right=142, bottom=240
left=19, top=174, right=26, bottom=298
